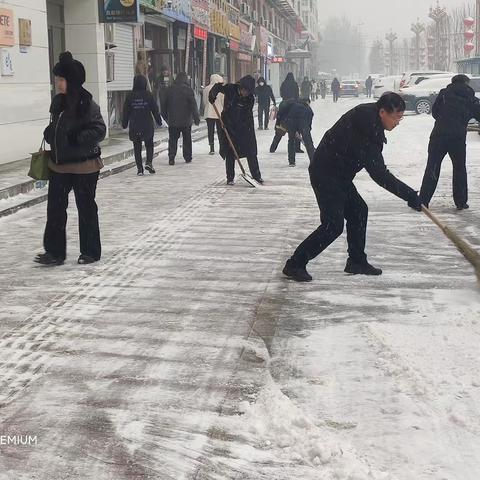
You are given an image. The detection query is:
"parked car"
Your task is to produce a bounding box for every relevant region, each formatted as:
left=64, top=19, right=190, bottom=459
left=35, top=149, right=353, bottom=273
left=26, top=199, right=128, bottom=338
left=339, top=80, right=359, bottom=97
left=400, top=76, right=480, bottom=114
left=373, top=75, right=402, bottom=98
left=399, top=76, right=452, bottom=114
left=399, top=70, right=454, bottom=89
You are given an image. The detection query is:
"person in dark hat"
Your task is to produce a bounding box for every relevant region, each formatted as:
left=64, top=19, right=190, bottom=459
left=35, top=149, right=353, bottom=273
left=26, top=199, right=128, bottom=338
left=209, top=75, right=263, bottom=184
left=35, top=51, right=106, bottom=266
left=122, top=74, right=162, bottom=175
left=419, top=74, right=480, bottom=210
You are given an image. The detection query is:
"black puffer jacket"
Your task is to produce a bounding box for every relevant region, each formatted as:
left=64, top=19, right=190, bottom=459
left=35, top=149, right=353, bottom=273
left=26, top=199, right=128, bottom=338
left=44, top=89, right=106, bottom=164
left=280, top=73, right=299, bottom=101
left=277, top=100, right=313, bottom=132
left=431, top=82, right=480, bottom=139
left=311, top=103, right=416, bottom=202
left=122, top=75, right=162, bottom=141
left=209, top=82, right=257, bottom=157
left=255, top=78, right=276, bottom=106
left=162, top=72, right=200, bottom=128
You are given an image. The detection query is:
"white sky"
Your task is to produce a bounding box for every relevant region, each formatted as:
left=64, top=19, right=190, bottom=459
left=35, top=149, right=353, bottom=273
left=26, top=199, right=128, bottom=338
left=318, top=0, right=469, bottom=40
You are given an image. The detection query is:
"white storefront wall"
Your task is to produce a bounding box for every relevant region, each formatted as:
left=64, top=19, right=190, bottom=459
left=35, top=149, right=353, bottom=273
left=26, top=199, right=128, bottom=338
left=0, top=0, right=51, bottom=165
left=107, top=24, right=135, bottom=92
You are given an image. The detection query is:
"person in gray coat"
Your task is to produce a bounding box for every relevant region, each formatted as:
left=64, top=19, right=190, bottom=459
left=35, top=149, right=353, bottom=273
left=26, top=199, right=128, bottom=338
left=162, top=72, right=200, bottom=165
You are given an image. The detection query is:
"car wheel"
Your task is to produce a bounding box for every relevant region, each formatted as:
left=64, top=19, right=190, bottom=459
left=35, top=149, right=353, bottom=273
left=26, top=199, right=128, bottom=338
left=416, top=99, right=432, bottom=115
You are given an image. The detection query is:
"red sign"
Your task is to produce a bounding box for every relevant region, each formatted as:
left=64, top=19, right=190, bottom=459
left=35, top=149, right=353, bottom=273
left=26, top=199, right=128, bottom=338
left=272, top=56, right=285, bottom=63
left=229, top=40, right=239, bottom=51
left=194, top=25, right=208, bottom=40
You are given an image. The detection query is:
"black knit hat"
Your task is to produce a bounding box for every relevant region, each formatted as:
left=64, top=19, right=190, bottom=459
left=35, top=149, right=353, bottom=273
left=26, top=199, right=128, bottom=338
left=52, top=51, right=86, bottom=88
left=239, top=75, right=255, bottom=94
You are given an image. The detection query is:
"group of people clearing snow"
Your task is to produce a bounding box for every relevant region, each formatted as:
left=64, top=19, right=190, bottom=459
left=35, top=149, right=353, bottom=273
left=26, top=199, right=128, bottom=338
left=35, top=53, right=480, bottom=283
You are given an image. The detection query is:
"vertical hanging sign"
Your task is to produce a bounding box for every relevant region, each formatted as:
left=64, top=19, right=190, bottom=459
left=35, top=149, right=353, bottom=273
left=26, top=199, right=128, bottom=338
left=0, top=9, right=14, bottom=46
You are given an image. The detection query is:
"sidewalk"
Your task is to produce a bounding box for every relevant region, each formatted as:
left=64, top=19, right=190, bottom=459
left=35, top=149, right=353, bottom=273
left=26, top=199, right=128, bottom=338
left=0, top=123, right=210, bottom=218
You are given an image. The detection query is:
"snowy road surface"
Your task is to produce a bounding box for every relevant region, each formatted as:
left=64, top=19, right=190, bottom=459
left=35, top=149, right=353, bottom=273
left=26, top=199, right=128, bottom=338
left=0, top=98, right=480, bottom=480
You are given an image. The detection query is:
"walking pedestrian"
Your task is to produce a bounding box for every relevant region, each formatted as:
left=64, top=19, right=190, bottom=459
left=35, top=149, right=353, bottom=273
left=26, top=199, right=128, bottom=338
left=209, top=75, right=263, bottom=185
left=331, top=78, right=340, bottom=103
left=271, top=73, right=303, bottom=153
left=420, top=74, right=480, bottom=210
left=282, top=93, right=422, bottom=282
left=311, top=80, right=318, bottom=101
left=162, top=72, right=200, bottom=165
left=320, top=80, right=327, bottom=99
left=255, top=76, right=276, bottom=130
left=203, top=73, right=225, bottom=156
left=122, top=75, right=162, bottom=175
left=276, top=98, right=315, bottom=166
left=34, top=51, right=106, bottom=266
left=365, top=75, right=373, bottom=98
left=301, top=76, right=312, bottom=101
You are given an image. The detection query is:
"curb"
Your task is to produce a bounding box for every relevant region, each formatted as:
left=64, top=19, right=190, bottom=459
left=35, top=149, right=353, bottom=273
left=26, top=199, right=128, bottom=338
left=0, top=131, right=210, bottom=219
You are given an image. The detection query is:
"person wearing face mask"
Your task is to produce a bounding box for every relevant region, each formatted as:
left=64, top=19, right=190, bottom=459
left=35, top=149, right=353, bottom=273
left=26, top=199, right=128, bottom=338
left=282, top=93, right=423, bottom=282
left=255, top=77, right=276, bottom=130
left=209, top=75, right=263, bottom=185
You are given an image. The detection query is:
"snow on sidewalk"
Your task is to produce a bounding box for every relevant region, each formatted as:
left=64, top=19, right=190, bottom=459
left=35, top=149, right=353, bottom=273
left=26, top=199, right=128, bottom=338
left=0, top=98, right=479, bottom=479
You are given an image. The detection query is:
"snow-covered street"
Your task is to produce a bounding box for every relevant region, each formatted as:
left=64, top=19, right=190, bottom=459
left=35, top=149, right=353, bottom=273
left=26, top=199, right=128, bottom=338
left=1, top=97, right=480, bottom=480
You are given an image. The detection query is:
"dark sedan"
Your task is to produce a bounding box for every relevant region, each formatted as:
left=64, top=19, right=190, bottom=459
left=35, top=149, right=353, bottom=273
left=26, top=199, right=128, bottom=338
left=339, top=80, right=359, bottom=97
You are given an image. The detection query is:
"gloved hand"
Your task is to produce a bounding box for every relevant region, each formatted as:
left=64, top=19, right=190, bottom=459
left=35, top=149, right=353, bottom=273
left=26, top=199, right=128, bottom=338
left=408, top=194, right=423, bottom=212
left=194, top=120, right=200, bottom=126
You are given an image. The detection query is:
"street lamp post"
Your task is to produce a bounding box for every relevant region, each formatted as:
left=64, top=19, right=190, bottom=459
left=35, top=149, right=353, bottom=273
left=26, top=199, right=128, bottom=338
left=429, top=1, right=447, bottom=70
left=385, top=31, right=397, bottom=75
left=411, top=20, right=425, bottom=69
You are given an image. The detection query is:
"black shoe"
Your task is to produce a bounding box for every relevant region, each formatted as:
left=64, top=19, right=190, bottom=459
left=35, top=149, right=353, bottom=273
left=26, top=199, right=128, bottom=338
left=145, top=163, right=156, bottom=174
left=264, top=127, right=269, bottom=130
left=456, top=203, right=469, bottom=210
left=289, top=162, right=296, bottom=167
left=185, top=159, right=192, bottom=163
left=258, top=126, right=263, bottom=130
left=137, top=170, right=144, bottom=176
left=169, top=159, right=175, bottom=165
left=254, top=177, right=264, bottom=184
left=227, top=180, right=235, bottom=185
left=34, top=252, right=64, bottom=266
left=78, top=254, right=98, bottom=265
left=270, top=147, right=276, bottom=153
left=282, top=259, right=312, bottom=282
left=296, top=148, right=304, bottom=153
left=344, top=259, right=382, bottom=276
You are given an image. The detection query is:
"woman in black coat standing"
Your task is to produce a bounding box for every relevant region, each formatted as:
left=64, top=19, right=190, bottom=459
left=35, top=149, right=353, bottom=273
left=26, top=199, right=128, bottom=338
left=35, top=51, right=106, bottom=266
left=280, top=72, right=299, bottom=101
left=122, top=75, right=162, bottom=175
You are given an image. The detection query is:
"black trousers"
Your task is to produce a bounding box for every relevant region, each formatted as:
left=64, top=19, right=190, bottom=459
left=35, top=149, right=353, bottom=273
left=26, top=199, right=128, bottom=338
left=291, top=174, right=368, bottom=267
left=420, top=136, right=467, bottom=207
left=206, top=118, right=225, bottom=157
left=258, top=104, right=270, bottom=129
left=168, top=126, right=192, bottom=162
left=44, top=171, right=101, bottom=261
left=288, top=128, right=315, bottom=164
left=270, top=129, right=301, bottom=153
left=225, top=147, right=262, bottom=182
left=133, top=137, right=154, bottom=172
left=333, top=92, right=339, bottom=102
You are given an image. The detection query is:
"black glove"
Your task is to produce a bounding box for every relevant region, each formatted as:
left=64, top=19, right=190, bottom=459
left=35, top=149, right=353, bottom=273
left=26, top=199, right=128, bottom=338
left=408, top=194, right=423, bottom=212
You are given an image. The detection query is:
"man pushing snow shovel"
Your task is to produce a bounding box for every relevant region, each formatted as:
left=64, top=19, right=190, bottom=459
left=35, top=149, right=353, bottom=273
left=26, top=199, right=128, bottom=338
left=209, top=75, right=264, bottom=186
left=283, top=93, right=423, bottom=282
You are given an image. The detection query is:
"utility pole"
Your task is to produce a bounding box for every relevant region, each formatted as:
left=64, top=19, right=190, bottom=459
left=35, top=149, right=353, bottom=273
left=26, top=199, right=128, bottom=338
left=385, top=31, right=397, bottom=75
left=411, top=20, right=425, bottom=69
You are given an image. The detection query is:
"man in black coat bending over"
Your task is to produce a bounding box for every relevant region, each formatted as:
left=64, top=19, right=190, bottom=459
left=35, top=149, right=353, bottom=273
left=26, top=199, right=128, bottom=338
left=419, top=74, right=480, bottom=210
left=283, top=93, right=423, bottom=282
left=209, top=75, right=263, bottom=185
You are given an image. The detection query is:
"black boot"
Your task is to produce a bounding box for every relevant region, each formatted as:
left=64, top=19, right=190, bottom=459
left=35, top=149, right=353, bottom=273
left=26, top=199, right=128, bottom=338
left=145, top=163, right=156, bottom=174
left=34, top=252, right=64, bottom=266
left=344, top=258, right=382, bottom=276
left=209, top=144, right=215, bottom=155
left=282, top=259, right=313, bottom=282
left=456, top=203, right=469, bottom=210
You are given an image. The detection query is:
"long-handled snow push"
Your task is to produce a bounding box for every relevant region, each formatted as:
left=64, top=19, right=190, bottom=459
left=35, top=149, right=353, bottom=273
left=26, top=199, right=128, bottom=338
left=422, top=205, right=480, bottom=283
left=212, top=103, right=261, bottom=188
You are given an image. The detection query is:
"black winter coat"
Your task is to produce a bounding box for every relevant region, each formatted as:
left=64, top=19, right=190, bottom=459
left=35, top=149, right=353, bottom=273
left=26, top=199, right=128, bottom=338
left=255, top=84, right=276, bottom=106
left=280, top=79, right=299, bottom=101
left=311, top=103, right=416, bottom=202
left=44, top=91, right=106, bottom=165
left=277, top=100, right=313, bottom=132
left=300, top=80, right=312, bottom=99
left=162, top=79, right=200, bottom=128
left=122, top=90, right=162, bottom=141
left=431, top=82, right=480, bottom=139
left=210, top=83, right=257, bottom=157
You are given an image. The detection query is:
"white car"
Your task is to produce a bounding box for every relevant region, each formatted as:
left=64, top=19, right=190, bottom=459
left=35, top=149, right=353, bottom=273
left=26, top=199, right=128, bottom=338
left=399, top=70, right=455, bottom=89
left=399, top=76, right=453, bottom=114
left=373, top=75, right=402, bottom=98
